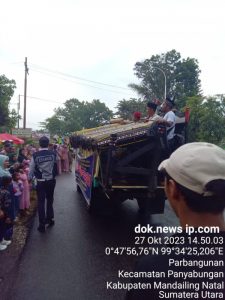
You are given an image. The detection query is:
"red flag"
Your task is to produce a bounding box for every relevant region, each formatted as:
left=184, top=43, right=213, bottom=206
left=185, top=107, right=190, bottom=123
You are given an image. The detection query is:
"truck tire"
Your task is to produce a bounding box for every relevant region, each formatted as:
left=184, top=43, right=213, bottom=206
left=137, top=198, right=149, bottom=215
left=76, top=184, right=82, bottom=194
left=137, top=191, right=166, bottom=215
left=89, top=187, right=111, bottom=215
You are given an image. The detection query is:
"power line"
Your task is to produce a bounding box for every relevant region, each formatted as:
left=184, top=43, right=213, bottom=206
left=20, top=95, right=63, bottom=104
left=29, top=63, right=132, bottom=91
left=29, top=68, right=134, bottom=96
left=10, top=61, right=24, bottom=65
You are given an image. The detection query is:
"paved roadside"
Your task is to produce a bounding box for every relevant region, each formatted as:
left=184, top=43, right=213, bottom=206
left=0, top=192, right=37, bottom=298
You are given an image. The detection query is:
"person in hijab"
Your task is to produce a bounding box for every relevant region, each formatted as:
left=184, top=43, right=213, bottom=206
left=0, top=156, right=13, bottom=250
left=0, top=155, right=11, bottom=178
left=0, top=155, right=13, bottom=221
left=0, top=176, right=13, bottom=250
left=17, top=148, right=28, bottom=164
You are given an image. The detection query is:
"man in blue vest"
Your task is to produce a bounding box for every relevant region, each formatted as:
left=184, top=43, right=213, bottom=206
left=29, top=136, right=57, bottom=233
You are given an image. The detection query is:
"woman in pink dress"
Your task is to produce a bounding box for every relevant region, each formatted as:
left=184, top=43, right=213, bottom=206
left=19, top=167, right=30, bottom=213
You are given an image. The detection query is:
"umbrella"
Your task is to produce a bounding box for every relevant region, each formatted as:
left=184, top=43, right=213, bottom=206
left=0, top=133, right=24, bottom=145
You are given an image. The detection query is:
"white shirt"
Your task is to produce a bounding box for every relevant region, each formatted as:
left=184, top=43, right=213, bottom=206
left=163, top=111, right=176, bottom=140
left=148, top=113, right=161, bottom=122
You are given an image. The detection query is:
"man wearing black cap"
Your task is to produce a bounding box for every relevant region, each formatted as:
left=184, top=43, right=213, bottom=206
left=2, top=141, right=16, bottom=166
left=146, top=102, right=160, bottom=122
left=28, top=136, right=57, bottom=233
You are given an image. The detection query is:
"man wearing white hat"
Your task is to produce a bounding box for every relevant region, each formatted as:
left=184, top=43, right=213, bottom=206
left=159, top=142, right=225, bottom=227
left=126, top=142, right=225, bottom=300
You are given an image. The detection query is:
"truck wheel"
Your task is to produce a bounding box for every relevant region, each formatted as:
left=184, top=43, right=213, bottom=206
left=76, top=184, right=82, bottom=194
left=137, top=198, right=148, bottom=214
left=89, top=188, right=110, bottom=215
left=89, top=188, right=102, bottom=212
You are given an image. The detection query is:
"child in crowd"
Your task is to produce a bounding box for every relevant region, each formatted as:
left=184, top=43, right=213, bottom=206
left=0, top=176, right=14, bottom=251
left=22, top=160, right=30, bottom=176
left=12, top=172, right=23, bottom=219
left=18, top=167, right=30, bottom=215
left=26, top=147, right=33, bottom=160
left=9, top=162, right=21, bottom=175
left=17, top=148, right=28, bottom=164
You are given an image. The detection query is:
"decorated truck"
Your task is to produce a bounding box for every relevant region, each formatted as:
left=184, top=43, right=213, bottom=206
left=70, top=114, right=187, bottom=214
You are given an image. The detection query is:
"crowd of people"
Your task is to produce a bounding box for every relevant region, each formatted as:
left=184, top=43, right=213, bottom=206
left=0, top=140, right=74, bottom=251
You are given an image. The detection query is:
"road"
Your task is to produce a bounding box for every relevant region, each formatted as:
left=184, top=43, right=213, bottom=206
left=8, top=172, right=178, bottom=300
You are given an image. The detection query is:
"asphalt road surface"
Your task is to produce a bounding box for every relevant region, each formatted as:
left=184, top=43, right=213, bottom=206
left=8, top=172, right=179, bottom=300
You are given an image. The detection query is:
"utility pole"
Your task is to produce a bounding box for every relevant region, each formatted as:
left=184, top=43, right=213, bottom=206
left=23, top=57, right=29, bottom=129
left=17, top=94, right=20, bottom=129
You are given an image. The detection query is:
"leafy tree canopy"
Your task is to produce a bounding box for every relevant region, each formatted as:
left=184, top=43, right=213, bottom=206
left=8, top=109, right=20, bottom=129
left=42, top=98, right=113, bottom=135
left=115, top=98, right=147, bottom=120
left=0, top=74, right=17, bottom=130
left=187, top=94, right=225, bottom=145
left=129, top=49, right=201, bottom=109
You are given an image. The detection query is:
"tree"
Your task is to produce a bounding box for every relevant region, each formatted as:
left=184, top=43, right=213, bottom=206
left=84, top=99, right=114, bottom=128
left=115, top=98, right=147, bottom=120
left=8, top=109, right=20, bottom=129
left=187, top=95, right=225, bottom=145
left=0, top=74, right=17, bottom=129
left=39, top=116, right=65, bottom=136
left=186, top=95, right=204, bottom=142
left=198, top=95, right=225, bottom=144
left=129, top=49, right=201, bottom=109
left=43, top=98, right=113, bottom=135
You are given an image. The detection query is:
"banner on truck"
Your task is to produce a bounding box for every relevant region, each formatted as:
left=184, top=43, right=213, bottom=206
left=75, top=154, right=95, bottom=205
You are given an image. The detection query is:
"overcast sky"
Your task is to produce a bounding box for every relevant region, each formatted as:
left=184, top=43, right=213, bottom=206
left=0, top=0, right=224, bottom=130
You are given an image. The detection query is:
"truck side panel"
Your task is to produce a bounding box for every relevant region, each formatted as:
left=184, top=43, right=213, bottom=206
left=75, top=153, right=95, bottom=205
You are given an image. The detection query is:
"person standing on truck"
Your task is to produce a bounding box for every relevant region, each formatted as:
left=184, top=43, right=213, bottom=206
left=28, top=136, right=57, bottom=233
left=126, top=142, right=225, bottom=300
left=146, top=102, right=160, bottom=122
left=157, top=97, right=176, bottom=153
left=133, top=111, right=142, bottom=122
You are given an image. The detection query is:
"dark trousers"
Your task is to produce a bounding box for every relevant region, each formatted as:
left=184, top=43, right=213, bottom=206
left=36, top=179, right=56, bottom=226
left=0, top=219, right=5, bottom=241
left=0, top=219, right=13, bottom=241
left=167, top=138, right=175, bottom=157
